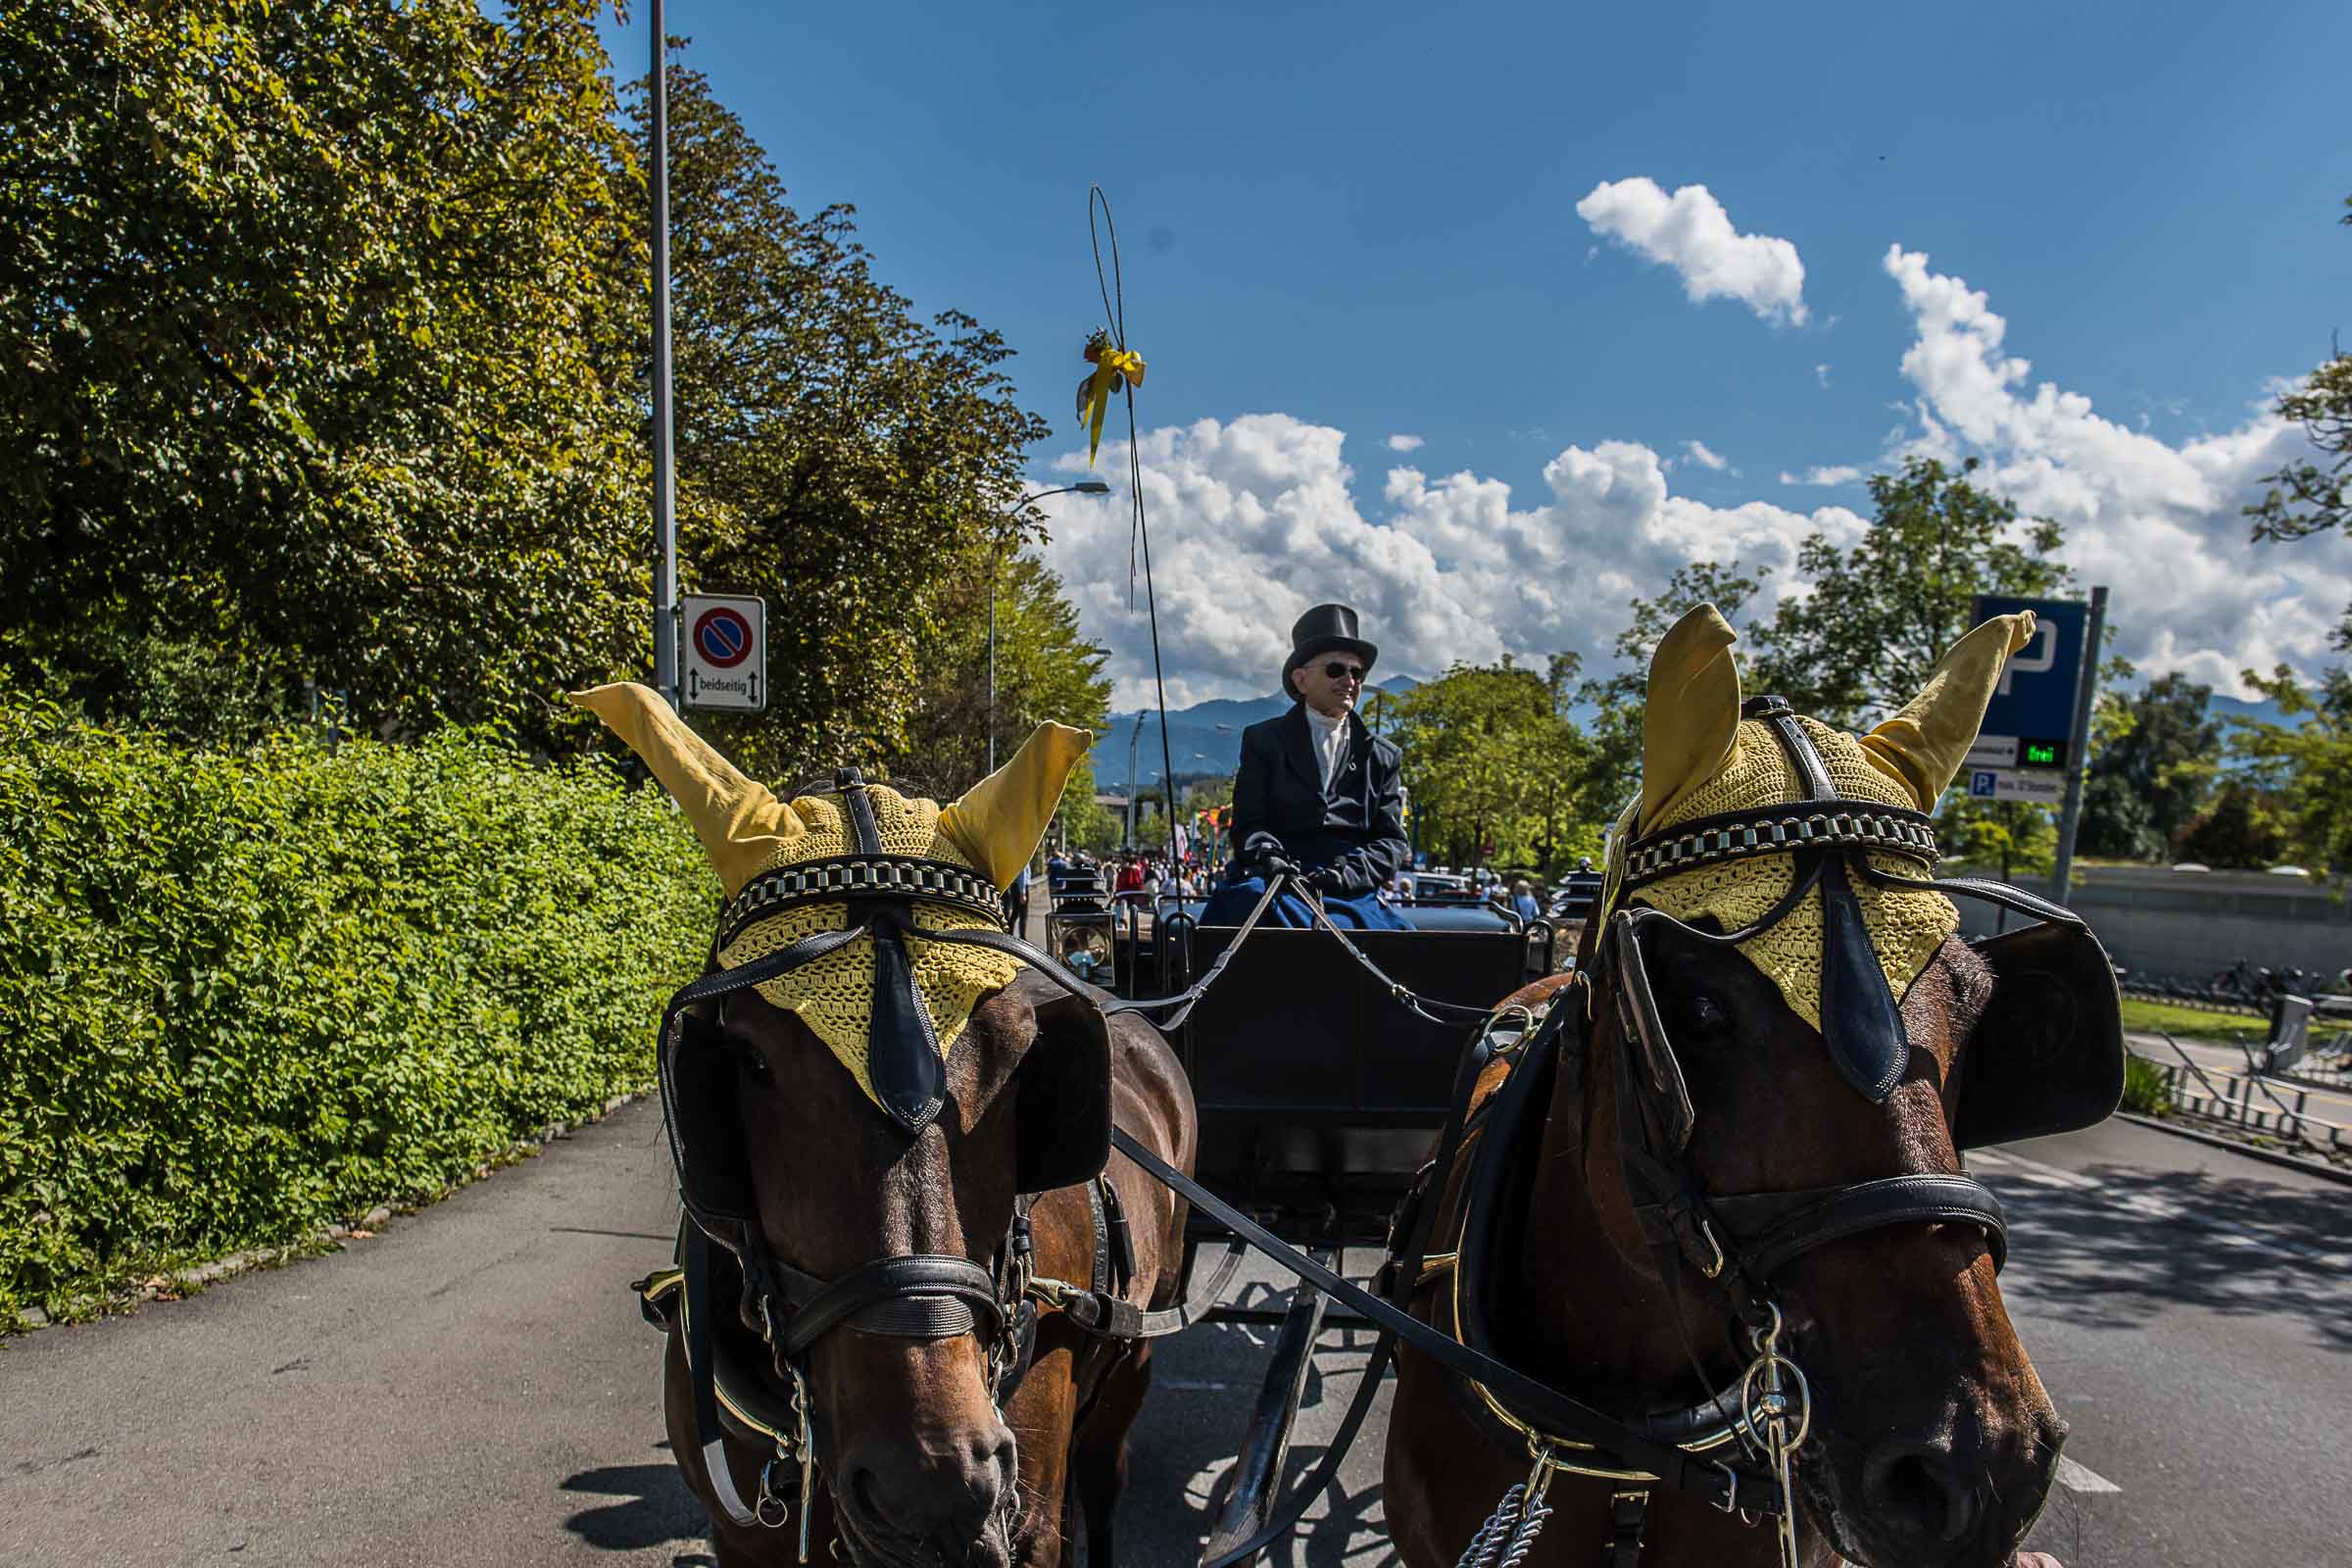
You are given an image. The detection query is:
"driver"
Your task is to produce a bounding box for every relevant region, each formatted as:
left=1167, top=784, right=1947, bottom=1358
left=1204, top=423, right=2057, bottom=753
left=1201, top=603, right=1411, bottom=930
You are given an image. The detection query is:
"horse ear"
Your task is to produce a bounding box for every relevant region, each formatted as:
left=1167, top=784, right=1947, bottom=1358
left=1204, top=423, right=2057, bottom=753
left=1639, top=605, right=1742, bottom=835
left=939, top=722, right=1092, bottom=890
left=566, top=682, right=803, bottom=897
left=1857, top=612, right=2038, bottom=811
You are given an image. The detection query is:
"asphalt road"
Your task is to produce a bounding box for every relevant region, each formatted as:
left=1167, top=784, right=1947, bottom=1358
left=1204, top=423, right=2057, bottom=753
left=4, top=1098, right=2345, bottom=1567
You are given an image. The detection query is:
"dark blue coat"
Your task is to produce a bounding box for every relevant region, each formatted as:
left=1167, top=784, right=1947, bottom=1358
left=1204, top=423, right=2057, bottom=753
left=1229, top=703, right=1409, bottom=899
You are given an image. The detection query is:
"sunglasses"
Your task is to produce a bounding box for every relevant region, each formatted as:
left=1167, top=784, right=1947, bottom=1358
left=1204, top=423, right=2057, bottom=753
left=1320, top=662, right=1366, bottom=683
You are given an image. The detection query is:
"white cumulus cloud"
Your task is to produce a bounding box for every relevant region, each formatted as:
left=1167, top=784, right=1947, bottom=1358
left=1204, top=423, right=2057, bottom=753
left=1815, top=364, right=1832, bottom=389
left=1879, top=245, right=2351, bottom=696
left=1682, top=440, right=1730, bottom=471
left=1037, top=416, right=1860, bottom=709
left=1577, top=177, right=1810, bottom=326
left=1386, top=433, right=1425, bottom=452
left=1779, top=466, right=1863, bottom=487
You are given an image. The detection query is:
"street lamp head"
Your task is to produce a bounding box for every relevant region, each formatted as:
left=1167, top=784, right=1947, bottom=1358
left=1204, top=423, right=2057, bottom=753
left=1073, top=480, right=1111, bottom=495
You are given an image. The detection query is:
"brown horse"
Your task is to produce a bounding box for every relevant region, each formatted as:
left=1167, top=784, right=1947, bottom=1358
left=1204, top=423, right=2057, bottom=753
left=567, top=687, right=1198, bottom=1568
left=1386, top=608, right=2098, bottom=1568
left=665, top=968, right=1195, bottom=1568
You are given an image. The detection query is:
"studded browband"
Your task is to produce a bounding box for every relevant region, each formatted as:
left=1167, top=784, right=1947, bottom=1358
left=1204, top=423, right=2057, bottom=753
left=717, top=856, right=1006, bottom=949
left=1619, top=803, right=1938, bottom=894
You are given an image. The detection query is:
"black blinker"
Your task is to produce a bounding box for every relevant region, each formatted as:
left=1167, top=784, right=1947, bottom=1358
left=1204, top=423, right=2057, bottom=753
left=864, top=919, right=946, bottom=1131
left=1815, top=856, right=1909, bottom=1101
left=835, top=767, right=947, bottom=1133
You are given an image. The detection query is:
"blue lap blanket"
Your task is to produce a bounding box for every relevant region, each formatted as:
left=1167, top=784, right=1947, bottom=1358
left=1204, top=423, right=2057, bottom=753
left=1198, top=869, right=1412, bottom=931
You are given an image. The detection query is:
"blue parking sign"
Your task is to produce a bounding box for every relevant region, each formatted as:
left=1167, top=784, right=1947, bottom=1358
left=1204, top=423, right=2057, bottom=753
left=1971, top=594, right=2089, bottom=769
left=1970, top=770, right=1998, bottom=798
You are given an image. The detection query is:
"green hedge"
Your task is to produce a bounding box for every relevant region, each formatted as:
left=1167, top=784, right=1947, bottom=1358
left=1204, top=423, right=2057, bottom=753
left=0, top=697, right=713, bottom=1325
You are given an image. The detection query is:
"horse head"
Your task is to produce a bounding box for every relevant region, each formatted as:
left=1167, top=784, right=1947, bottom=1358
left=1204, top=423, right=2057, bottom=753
left=574, top=685, right=1106, bottom=1568
left=1550, top=606, right=2115, bottom=1567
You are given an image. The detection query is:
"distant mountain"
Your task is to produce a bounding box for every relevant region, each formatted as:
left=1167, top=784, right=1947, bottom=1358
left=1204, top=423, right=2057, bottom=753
left=1091, top=676, right=1417, bottom=793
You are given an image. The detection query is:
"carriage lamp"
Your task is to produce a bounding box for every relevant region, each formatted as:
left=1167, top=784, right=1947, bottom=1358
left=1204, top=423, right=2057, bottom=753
left=1057, top=923, right=1113, bottom=980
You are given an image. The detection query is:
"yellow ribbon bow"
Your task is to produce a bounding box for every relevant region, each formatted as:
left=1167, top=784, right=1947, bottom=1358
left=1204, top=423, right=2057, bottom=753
left=1076, top=339, right=1147, bottom=466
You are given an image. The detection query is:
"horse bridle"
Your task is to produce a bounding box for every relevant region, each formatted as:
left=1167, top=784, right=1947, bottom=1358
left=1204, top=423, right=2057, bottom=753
left=655, top=768, right=1053, bottom=1547
left=1436, top=693, right=2096, bottom=1563
left=1594, top=696, right=2039, bottom=1303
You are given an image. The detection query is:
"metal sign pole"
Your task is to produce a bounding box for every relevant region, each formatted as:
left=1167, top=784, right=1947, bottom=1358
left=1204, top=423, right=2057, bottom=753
left=648, top=0, right=680, bottom=710
left=2047, top=584, right=2108, bottom=907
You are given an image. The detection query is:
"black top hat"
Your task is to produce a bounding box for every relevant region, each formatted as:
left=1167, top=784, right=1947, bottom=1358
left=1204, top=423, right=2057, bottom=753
left=1282, top=603, right=1379, bottom=700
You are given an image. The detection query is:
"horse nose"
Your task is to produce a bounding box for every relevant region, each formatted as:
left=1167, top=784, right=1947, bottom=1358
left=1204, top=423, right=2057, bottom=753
left=843, top=1423, right=1016, bottom=1552
left=1861, top=1439, right=1982, bottom=1546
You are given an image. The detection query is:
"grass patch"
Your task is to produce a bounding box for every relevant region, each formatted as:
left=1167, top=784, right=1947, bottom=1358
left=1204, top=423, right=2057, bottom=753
left=2118, top=996, right=2352, bottom=1049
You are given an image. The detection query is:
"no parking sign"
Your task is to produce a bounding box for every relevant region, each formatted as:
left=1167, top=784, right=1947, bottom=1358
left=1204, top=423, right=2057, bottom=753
left=681, top=593, right=766, bottom=710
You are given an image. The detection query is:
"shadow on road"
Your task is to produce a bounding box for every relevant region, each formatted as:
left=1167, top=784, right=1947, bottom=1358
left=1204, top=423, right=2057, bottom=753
left=1121, top=1302, right=1392, bottom=1568
left=1996, top=1160, right=2352, bottom=1350
left=561, top=1446, right=714, bottom=1560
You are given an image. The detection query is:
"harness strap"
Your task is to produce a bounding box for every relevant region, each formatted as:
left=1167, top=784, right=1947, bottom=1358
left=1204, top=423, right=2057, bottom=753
left=684, top=1220, right=768, bottom=1530
left=1603, top=1489, right=1650, bottom=1568
left=1107, top=1127, right=1785, bottom=1517
left=1036, top=1233, right=1251, bottom=1343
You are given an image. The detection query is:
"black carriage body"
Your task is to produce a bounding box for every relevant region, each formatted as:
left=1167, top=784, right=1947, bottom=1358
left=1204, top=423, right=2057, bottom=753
left=1147, top=916, right=1556, bottom=1245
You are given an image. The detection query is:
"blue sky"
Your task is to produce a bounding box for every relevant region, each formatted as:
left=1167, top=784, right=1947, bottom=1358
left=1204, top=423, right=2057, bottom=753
left=606, top=1, right=2352, bottom=707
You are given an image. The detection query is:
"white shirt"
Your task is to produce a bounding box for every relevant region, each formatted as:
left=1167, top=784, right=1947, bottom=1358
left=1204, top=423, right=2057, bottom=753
left=1304, top=705, right=1349, bottom=792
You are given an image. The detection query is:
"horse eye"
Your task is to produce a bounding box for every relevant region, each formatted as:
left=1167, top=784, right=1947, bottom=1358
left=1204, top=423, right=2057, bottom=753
left=1674, top=992, right=1734, bottom=1041
left=733, top=1041, right=773, bottom=1082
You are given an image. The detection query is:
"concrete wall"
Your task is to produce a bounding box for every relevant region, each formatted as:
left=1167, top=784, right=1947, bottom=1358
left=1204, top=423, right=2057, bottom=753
left=1949, top=865, right=2351, bottom=980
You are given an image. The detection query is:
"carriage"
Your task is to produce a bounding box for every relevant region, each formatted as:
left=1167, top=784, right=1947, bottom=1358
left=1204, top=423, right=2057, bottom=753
left=1044, top=870, right=1564, bottom=1562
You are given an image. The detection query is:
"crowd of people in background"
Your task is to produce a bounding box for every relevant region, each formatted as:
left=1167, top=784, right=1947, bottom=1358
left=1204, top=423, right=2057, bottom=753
left=1041, top=849, right=1210, bottom=907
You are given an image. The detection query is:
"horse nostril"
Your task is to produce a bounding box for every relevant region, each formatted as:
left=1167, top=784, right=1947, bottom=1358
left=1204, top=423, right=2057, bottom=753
left=1863, top=1443, right=1980, bottom=1544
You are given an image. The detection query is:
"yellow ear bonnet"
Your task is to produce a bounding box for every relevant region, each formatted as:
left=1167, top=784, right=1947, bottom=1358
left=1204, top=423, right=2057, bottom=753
left=568, top=686, right=1088, bottom=1106
left=1614, top=609, right=2038, bottom=1029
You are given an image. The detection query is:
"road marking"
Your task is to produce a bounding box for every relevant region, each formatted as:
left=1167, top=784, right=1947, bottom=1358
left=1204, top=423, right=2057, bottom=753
left=2055, top=1456, right=2122, bottom=1494
left=1970, top=1148, right=2352, bottom=1270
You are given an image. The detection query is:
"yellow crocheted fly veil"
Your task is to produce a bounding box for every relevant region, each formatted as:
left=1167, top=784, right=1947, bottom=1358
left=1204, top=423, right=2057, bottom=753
left=1607, top=608, right=2038, bottom=1029
left=569, top=683, right=1088, bottom=1113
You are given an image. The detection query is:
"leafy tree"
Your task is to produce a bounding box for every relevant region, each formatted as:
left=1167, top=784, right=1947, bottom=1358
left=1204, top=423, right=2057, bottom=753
left=1053, top=752, right=1121, bottom=858
left=1747, top=457, right=2070, bottom=726
left=1940, top=798, right=2057, bottom=884
left=2243, top=195, right=2352, bottom=550
left=1, top=0, right=648, bottom=747
left=2231, top=191, right=2352, bottom=876
left=2078, top=672, right=2224, bottom=859
left=2230, top=664, right=2352, bottom=873
left=619, top=64, right=1052, bottom=780
left=2174, top=780, right=2293, bottom=870
left=900, top=546, right=1111, bottom=797
left=1394, top=659, right=1593, bottom=872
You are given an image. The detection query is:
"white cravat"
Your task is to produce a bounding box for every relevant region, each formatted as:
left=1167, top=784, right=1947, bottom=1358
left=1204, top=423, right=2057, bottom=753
left=1304, top=706, right=1349, bottom=792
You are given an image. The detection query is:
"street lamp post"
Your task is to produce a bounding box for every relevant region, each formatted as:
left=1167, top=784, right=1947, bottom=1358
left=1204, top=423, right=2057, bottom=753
left=989, top=481, right=1109, bottom=772
left=1124, top=710, right=1148, bottom=848
left=648, top=0, right=679, bottom=709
